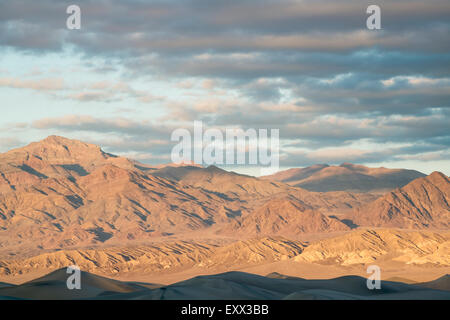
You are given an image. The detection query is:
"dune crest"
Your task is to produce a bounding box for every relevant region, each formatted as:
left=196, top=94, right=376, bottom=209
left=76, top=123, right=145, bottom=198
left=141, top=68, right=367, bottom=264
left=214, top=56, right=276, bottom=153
left=0, top=268, right=449, bottom=300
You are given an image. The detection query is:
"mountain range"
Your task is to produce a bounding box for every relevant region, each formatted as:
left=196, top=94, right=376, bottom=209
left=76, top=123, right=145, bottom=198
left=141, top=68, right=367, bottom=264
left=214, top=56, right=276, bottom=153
left=0, top=136, right=448, bottom=291
left=262, top=163, right=425, bottom=193
left=0, top=136, right=379, bottom=258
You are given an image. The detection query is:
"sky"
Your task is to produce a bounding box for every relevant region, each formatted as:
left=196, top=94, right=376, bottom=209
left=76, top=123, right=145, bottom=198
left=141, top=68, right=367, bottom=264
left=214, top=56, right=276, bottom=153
left=0, top=0, right=449, bottom=176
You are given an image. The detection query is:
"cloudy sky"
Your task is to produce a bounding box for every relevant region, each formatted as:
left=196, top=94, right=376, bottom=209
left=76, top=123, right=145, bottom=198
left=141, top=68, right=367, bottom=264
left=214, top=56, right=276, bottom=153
left=0, top=0, right=449, bottom=175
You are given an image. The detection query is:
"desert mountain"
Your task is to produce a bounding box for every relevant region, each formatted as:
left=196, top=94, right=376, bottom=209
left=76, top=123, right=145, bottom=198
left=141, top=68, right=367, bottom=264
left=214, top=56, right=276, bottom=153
left=219, top=198, right=350, bottom=237
left=351, top=172, right=450, bottom=229
left=0, top=137, right=238, bottom=256
left=151, top=164, right=301, bottom=198
left=0, top=136, right=378, bottom=258
left=294, top=229, right=450, bottom=266
left=149, top=164, right=378, bottom=214
left=262, top=163, right=425, bottom=193
left=0, top=135, right=145, bottom=177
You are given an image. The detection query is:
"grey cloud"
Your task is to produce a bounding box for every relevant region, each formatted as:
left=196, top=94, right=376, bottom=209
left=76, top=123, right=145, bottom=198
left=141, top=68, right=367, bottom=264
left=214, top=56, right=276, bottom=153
left=0, top=136, right=26, bottom=153
left=280, top=144, right=450, bottom=168
left=1, top=0, right=449, bottom=169
left=31, top=115, right=173, bottom=139
left=2, top=0, right=450, bottom=53
left=5, top=110, right=449, bottom=168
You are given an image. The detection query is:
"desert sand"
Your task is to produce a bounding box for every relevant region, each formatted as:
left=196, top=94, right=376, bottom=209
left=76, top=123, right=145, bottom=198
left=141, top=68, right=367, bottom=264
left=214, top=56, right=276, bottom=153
left=0, top=268, right=448, bottom=300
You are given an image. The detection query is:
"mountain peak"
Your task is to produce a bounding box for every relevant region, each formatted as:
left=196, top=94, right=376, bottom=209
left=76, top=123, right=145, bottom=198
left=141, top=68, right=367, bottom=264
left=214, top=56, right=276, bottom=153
left=205, top=165, right=226, bottom=173
left=1, top=136, right=109, bottom=166
left=42, top=135, right=75, bottom=144
left=37, top=135, right=101, bottom=150
left=339, top=162, right=355, bottom=167
left=406, top=171, right=449, bottom=189
left=428, top=171, right=448, bottom=181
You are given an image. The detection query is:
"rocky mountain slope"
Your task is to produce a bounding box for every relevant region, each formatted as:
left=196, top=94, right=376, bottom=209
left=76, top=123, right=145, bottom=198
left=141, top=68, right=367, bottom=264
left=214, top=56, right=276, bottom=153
left=0, top=136, right=376, bottom=258
left=351, top=172, right=450, bottom=229
left=219, top=198, right=350, bottom=237
left=294, top=229, right=450, bottom=266
left=262, top=163, right=425, bottom=193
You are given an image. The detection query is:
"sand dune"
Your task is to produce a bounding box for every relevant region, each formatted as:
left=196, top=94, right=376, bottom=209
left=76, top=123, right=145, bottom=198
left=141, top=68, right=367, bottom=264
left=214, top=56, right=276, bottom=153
left=0, top=268, right=157, bottom=300
left=416, top=274, right=450, bottom=291
left=0, top=269, right=448, bottom=300
left=0, top=282, right=14, bottom=289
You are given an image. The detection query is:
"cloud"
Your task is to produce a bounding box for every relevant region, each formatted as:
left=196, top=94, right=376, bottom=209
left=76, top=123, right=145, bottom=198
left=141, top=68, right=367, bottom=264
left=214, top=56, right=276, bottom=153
left=0, top=136, right=25, bottom=152
left=0, top=75, right=162, bottom=104
left=2, top=0, right=449, bottom=53
left=0, top=77, right=64, bottom=91
left=0, top=0, right=449, bottom=171
left=280, top=143, right=450, bottom=167
left=25, top=115, right=178, bottom=161
left=21, top=107, right=449, bottom=168
left=31, top=115, right=172, bottom=138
